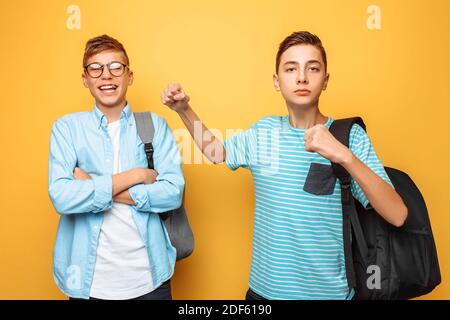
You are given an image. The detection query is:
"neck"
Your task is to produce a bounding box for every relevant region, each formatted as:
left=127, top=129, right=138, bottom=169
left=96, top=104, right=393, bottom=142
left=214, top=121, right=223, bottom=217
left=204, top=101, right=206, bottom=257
left=96, top=100, right=127, bottom=123
left=286, top=102, right=327, bottom=129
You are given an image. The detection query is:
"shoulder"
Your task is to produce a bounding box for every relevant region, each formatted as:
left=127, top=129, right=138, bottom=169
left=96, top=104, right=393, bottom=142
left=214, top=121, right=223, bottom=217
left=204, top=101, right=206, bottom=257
left=149, top=112, right=166, bottom=125
left=349, top=123, right=367, bottom=137
left=349, top=123, right=369, bottom=143
left=52, top=112, right=90, bottom=130
left=148, top=112, right=174, bottom=141
left=251, top=115, right=284, bottom=130
left=227, top=116, right=284, bottom=141
left=348, top=123, right=373, bottom=152
left=149, top=112, right=171, bottom=134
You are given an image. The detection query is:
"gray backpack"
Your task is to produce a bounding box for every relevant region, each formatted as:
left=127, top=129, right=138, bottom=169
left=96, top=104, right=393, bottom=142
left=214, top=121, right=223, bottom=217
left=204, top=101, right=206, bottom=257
left=134, top=112, right=194, bottom=261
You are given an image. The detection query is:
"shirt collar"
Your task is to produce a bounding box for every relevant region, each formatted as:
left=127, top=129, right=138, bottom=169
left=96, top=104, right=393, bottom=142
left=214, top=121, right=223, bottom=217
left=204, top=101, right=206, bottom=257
left=93, top=102, right=133, bottom=129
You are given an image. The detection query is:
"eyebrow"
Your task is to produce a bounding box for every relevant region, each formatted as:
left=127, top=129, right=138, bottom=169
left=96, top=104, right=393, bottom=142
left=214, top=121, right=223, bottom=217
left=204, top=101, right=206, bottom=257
left=283, top=60, right=322, bottom=66
left=86, top=61, right=126, bottom=66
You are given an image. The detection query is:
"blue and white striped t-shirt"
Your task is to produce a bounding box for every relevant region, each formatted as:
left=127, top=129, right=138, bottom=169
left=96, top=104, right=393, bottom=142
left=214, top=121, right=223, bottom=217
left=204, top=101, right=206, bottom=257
left=224, top=116, right=392, bottom=300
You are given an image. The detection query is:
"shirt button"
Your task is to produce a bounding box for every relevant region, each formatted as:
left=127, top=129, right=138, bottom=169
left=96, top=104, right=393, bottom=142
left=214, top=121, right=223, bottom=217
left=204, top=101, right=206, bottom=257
left=106, top=159, right=111, bottom=163
left=93, top=225, right=98, bottom=230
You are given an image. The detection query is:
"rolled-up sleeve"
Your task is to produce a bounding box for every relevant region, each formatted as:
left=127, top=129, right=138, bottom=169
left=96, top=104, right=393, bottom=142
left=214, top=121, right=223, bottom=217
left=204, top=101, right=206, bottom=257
left=48, top=119, right=113, bottom=215
left=128, top=115, right=184, bottom=213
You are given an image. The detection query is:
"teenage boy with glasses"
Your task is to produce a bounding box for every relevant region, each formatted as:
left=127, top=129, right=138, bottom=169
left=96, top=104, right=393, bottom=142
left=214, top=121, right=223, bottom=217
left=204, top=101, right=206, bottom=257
left=48, top=34, right=184, bottom=300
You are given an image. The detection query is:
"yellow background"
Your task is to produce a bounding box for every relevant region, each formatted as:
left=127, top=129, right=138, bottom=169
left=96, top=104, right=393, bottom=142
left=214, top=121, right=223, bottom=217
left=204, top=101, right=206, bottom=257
left=0, top=0, right=449, bottom=299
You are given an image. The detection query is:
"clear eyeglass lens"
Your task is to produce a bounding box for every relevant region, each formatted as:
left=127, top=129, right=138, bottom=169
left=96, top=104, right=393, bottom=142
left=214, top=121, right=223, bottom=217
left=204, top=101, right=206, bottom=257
left=109, top=62, right=124, bottom=76
left=86, top=62, right=125, bottom=77
left=87, top=63, right=103, bottom=77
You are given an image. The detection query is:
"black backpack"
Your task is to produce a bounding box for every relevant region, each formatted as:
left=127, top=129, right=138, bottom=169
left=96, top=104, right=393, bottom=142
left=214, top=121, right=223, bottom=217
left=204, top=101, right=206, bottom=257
left=329, top=117, right=441, bottom=299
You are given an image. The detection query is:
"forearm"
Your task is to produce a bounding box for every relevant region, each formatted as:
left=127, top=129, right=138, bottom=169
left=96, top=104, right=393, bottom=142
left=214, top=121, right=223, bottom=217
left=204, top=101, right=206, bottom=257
left=112, top=169, right=142, bottom=196
left=49, top=175, right=112, bottom=215
left=50, top=171, right=139, bottom=214
left=113, top=190, right=136, bottom=205
left=129, top=175, right=184, bottom=213
left=341, top=153, right=408, bottom=227
left=178, top=105, right=226, bottom=164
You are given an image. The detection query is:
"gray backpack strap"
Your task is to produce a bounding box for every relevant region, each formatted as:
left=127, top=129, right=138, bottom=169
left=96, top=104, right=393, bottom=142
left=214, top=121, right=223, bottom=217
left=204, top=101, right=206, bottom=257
left=134, top=112, right=155, bottom=170
left=134, top=112, right=155, bottom=143
left=134, top=111, right=194, bottom=261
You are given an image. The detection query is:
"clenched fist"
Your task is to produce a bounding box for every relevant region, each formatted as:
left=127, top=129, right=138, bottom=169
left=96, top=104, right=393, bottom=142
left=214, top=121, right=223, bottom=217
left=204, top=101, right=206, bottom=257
left=140, top=168, right=158, bottom=185
left=304, top=124, right=353, bottom=165
left=161, top=83, right=190, bottom=112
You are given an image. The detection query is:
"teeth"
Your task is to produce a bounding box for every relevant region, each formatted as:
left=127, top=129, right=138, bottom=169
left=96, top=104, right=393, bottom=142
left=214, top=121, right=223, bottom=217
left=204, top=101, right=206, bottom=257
left=99, top=85, right=116, bottom=90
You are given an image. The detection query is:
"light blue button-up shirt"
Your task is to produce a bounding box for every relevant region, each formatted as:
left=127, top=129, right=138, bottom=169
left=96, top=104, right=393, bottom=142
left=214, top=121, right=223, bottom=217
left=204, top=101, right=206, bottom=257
left=48, top=103, right=184, bottom=299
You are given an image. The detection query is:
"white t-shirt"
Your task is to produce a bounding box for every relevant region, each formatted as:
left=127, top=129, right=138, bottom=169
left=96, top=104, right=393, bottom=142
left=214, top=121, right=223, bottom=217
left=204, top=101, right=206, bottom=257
left=90, top=120, right=154, bottom=299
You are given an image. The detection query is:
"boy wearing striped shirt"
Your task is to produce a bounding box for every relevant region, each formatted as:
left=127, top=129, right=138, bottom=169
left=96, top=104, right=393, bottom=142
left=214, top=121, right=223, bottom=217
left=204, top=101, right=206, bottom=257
left=161, top=31, right=407, bottom=300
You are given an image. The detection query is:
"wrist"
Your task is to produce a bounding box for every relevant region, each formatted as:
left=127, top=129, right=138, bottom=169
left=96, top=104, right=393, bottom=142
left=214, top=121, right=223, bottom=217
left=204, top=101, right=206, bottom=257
left=133, top=168, right=145, bottom=185
left=338, top=148, right=355, bottom=167
left=177, top=103, right=191, bottom=117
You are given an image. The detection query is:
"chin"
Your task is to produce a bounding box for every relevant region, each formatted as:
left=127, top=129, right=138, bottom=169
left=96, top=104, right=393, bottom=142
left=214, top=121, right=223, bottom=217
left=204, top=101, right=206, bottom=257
left=287, top=99, right=313, bottom=108
left=289, top=95, right=320, bottom=108
left=96, top=96, right=124, bottom=108
left=103, top=100, right=121, bottom=107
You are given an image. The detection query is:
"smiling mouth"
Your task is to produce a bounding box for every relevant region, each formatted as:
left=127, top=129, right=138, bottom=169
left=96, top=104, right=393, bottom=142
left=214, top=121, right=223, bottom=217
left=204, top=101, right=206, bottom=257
left=98, top=84, right=118, bottom=93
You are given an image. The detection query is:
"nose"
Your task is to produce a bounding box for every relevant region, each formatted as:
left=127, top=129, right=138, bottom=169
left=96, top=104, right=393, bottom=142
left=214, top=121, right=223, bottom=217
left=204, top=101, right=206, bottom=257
left=101, top=66, right=113, bottom=80
left=297, top=68, right=308, bottom=85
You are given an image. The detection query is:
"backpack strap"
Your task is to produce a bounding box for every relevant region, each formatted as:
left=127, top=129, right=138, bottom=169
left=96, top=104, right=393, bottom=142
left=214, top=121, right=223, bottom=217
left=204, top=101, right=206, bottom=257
left=134, top=112, right=155, bottom=170
left=329, top=117, right=369, bottom=289
left=133, top=112, right=171, bottom=221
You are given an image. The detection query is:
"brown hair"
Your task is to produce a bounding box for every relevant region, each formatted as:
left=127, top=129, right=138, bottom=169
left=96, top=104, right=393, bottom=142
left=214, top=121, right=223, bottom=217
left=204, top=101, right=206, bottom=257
left=83, top=34, right=129, bottom=67
left=275, top=31, right=327, bottom=74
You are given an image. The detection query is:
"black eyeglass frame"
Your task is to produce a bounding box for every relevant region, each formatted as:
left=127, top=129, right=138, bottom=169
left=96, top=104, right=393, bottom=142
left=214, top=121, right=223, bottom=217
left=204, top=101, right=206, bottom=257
left=83, top=61, right=129, bottom=78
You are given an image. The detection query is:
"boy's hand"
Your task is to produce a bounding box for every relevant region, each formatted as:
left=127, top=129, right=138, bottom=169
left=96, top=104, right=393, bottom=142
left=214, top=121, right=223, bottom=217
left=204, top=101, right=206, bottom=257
left=133, top=168, right=158, bottom=185
left=142, top=168, right=158, bottom=185
left=73, top=167, right=91, bottom=180
left=304, top=125, right=353, bottom=165
left=161, top=83, right=190, bottom=112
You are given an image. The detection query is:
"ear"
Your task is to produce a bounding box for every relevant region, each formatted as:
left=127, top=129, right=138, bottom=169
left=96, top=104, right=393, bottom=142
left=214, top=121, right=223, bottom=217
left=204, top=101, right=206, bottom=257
left=82, top=73, right=88, bottom=88
left=273, top=73, right=280, bottom=91
left=128, top=69, right=134, bottom=86
left=322, top=72, right=330, bottom=91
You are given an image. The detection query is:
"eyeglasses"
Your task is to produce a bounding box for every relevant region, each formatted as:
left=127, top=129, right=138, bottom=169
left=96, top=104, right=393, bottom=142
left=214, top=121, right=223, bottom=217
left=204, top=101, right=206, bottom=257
left=84, top=61, right=128, bottom=78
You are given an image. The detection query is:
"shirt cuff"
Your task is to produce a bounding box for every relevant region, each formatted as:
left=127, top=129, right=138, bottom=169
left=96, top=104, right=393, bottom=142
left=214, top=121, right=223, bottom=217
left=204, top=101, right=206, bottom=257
left=129, top=184, right=150, bottom=211
left=92, top=175, right=113, bottom=213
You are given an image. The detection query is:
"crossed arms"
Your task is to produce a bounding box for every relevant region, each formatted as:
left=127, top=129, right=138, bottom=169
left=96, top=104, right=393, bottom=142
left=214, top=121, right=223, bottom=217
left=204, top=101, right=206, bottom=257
left=48, top=117, right=184, bottom=215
